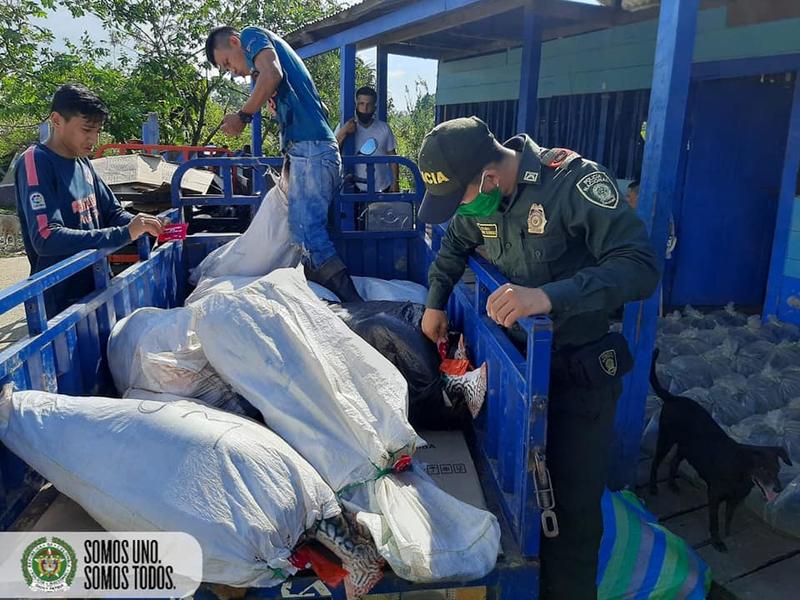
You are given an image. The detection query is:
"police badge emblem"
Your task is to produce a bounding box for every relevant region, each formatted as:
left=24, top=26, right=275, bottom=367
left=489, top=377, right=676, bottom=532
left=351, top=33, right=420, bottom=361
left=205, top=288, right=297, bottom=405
left=599, top=350, right=618, bottom=376
left=527, top=203, right=547, bottom=234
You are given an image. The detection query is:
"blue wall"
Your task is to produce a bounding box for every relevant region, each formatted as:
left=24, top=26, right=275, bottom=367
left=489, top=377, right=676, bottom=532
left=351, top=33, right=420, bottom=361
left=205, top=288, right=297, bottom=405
left=786, top=197, right=800, bottom=280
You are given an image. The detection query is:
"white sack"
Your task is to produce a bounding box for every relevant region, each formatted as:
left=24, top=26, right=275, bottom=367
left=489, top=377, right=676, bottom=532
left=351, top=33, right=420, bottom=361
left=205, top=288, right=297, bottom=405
left=189, top=182, right=300, bottom=285
left=309, top=277, right=428, bottom=305
left=185, top=275, right=260, bottom=305
left=193, top=267, right=500, bottom=581
left=353, top=466, right=500, bottom=582
left=0, top=388, right=340, bottom=588
left=107, top=307, right=244, bottom=415
left=193, top=267, right=418, bottom=491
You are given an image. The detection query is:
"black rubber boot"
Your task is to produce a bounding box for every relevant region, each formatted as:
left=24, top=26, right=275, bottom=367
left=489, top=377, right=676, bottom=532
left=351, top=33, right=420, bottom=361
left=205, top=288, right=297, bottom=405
left=306, top=256, right=363, bottom=303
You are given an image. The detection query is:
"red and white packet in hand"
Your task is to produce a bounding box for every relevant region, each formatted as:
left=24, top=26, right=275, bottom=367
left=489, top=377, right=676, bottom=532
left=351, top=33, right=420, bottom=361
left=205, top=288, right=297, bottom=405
left=157, top=222, right=188, bottom=243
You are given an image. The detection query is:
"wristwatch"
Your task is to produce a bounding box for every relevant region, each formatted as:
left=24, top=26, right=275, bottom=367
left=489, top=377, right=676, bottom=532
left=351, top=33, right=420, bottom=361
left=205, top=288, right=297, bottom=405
left=237, top=110, right=253, bottom=124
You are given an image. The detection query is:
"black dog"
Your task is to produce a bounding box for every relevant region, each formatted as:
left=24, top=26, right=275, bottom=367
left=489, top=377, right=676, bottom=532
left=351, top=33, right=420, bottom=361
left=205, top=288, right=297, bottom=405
left=649, top=349, right=792, bottom=551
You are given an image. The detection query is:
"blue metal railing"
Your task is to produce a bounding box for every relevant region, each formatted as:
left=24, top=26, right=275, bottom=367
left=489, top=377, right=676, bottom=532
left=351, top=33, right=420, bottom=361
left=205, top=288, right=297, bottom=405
left=0, top=208, right=181, bottom=337
left=431, top=224, right=553, bottom=557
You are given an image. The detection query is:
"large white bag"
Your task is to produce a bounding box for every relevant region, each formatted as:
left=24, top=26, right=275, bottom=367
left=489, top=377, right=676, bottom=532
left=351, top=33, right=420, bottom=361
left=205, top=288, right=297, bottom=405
left=185, top=275, right=260, bottom=305
left=188, top=181, right=300, bottom=285
left=355, top=466, right=501, bottom=583
left=107, top=307, right=244, bottom=415
left=0, top=387, right=340, bottom=588
left=189, top=275, right=427, bottom=307
left=193, top=267, right=500, bottom=581
left=193, top=267, right=418, bottom=491
left=311, top=277, right=428, bottom=305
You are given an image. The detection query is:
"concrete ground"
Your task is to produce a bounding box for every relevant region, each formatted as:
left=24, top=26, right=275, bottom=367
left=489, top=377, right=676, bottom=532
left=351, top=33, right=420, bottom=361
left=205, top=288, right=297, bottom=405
left=0, top=255, right=30, bottom=351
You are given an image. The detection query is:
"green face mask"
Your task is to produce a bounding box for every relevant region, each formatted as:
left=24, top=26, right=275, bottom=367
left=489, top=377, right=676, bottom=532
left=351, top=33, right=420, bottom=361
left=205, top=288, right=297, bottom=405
left=457, top=172, right=502, bottom=218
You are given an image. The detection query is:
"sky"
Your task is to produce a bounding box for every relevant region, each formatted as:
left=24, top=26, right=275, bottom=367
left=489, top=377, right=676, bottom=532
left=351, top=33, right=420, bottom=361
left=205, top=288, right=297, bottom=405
left=40, top=5, right=439, bottom=112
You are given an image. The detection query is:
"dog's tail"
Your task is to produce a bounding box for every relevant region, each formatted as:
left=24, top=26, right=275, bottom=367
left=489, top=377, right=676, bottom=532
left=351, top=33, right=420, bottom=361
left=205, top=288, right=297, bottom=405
left=650, top=348, right=680, bottom=403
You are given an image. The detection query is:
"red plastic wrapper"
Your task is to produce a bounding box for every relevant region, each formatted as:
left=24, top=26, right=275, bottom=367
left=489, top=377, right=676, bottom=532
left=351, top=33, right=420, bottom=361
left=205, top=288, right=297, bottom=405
left=440, top=358, right=471, bottom=377
left=289, top=545, right=348, bottom=589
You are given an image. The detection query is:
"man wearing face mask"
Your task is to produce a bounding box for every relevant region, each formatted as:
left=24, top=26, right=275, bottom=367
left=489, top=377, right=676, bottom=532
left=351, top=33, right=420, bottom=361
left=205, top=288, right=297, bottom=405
left=335, top=86, right=400, bottom=193
left=417, top=117, right=659, bottom=600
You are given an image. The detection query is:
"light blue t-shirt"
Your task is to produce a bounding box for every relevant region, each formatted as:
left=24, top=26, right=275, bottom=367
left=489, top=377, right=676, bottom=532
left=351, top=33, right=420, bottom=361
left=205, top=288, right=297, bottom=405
left=240, top=26, right=335, bottom=150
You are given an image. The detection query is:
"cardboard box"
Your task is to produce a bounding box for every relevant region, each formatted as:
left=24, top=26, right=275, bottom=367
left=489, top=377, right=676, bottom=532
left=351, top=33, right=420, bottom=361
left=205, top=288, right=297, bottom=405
left=159, top=159, right=215, bottom=194
left=91, top=154, right=164, bottom=188
left=91, top=154, right=214, bottom=194
left=415, top=430, right=488, bottom=511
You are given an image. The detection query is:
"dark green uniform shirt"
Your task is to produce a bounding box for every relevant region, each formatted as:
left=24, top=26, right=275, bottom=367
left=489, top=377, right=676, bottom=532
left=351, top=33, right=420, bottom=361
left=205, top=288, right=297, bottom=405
left=426, top=135, right=660, bottom=349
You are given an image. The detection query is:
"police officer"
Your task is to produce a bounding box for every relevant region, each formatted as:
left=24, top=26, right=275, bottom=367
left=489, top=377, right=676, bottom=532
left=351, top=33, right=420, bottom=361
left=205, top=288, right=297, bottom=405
left=416, top=117, right=659, bottom=599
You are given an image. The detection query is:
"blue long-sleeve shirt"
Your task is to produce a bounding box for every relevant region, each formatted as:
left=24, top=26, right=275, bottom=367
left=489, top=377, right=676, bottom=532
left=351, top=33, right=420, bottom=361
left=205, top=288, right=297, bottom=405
left=14, top=143, right=134, bottom=316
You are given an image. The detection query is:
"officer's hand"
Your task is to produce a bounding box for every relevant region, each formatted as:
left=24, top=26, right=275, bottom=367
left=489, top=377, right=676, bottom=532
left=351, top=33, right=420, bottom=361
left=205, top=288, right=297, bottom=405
left=421, top=308, right=448, bottom=344
left=128, top=214, right=163, bottom=241
left=486, top=284, right=552, bottom=328
left=221, top=113, right=246, bottom=136
left=344, top=118, right=357, bottom=135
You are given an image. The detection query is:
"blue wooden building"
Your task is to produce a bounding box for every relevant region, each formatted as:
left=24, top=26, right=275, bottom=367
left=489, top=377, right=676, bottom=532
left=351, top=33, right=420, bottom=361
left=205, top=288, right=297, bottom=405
left=286, top=0, right=800, bottom=485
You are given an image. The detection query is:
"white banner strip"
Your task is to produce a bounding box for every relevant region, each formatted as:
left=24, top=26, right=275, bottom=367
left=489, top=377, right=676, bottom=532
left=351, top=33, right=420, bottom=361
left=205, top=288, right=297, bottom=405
left=0, top=532, right=202, bottom=598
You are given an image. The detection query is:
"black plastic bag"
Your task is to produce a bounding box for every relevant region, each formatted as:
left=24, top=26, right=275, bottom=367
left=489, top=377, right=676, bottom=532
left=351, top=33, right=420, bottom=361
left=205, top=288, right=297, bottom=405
left=328, top=301, right=467, bottom=429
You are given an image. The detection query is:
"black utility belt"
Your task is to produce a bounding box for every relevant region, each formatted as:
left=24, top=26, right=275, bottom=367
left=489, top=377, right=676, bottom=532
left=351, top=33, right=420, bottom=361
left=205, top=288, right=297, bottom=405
left=551, top=332, right=634, bottom=388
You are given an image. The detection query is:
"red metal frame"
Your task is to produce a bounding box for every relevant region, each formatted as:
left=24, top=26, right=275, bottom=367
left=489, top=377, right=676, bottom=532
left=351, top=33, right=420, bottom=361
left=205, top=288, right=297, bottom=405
left=95, top=143, right=234, bottom=162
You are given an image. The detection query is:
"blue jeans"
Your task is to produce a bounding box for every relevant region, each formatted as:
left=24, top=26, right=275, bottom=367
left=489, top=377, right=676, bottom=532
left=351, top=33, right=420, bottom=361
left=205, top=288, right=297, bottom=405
left=286, top=140, right=341, bottom=269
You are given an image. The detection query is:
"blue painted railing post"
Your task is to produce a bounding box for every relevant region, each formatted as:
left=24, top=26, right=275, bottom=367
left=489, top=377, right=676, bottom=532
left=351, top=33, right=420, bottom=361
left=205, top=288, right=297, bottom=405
left=340, top=44, right=357, bottom=156
left=38, top=123, right=50, bottom=143
left=763, top=71, right=800, bottom=320
left=141, top=113, right=159, bottom=146
left=376, top=46, right=389, bottom=124
left=516, top=5, right=542, bottom=136
left=340, top=43, right=357, bottom=231
left=250, top=78, right=266, bottom=199
left=615, top=0, right=700, bottom=489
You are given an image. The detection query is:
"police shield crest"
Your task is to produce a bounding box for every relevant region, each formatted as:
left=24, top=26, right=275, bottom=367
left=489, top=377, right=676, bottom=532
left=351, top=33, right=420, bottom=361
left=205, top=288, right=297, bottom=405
left=527, top=203, right=547, bottom=234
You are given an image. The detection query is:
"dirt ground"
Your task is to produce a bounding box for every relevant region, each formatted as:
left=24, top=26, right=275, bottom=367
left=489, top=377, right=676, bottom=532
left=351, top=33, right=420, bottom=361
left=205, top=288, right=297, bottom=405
left=0, top=255, right=30, bottom=351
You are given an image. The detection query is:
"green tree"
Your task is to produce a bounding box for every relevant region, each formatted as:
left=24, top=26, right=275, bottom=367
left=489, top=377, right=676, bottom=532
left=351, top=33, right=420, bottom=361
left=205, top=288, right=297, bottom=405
left=62, top=0, right=350, bottom=149
left=0, top=0, right=380, bottom=167
left=0, top=0, right=54, bottom=78
left=389, top=78, right=435, bottom=190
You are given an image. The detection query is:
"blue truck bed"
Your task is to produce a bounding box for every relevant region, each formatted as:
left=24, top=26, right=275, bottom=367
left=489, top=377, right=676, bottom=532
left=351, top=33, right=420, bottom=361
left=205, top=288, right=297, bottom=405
left=0, top=155, right=595, bottom=599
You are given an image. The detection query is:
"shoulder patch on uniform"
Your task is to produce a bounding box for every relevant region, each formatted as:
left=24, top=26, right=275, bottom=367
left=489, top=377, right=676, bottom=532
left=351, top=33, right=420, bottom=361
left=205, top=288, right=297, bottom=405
left=541, top=147, right=581, bottom=169
left=576, top=172, right=619, bottom=209
left=476, top=223, right=498, bottom=238
left=29, top=192, right=46, bottom=211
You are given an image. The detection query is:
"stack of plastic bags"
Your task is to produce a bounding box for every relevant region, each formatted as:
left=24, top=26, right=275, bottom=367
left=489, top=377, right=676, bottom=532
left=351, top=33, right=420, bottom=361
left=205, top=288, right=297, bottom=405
left=645, top=303, right=800, bottom=540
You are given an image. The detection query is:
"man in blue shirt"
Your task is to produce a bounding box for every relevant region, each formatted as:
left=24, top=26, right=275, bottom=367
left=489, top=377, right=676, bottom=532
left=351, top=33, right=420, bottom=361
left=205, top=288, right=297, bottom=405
left=15, top=84, right=163, bottom=317
left=205, top=25, right=362, bottom=302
